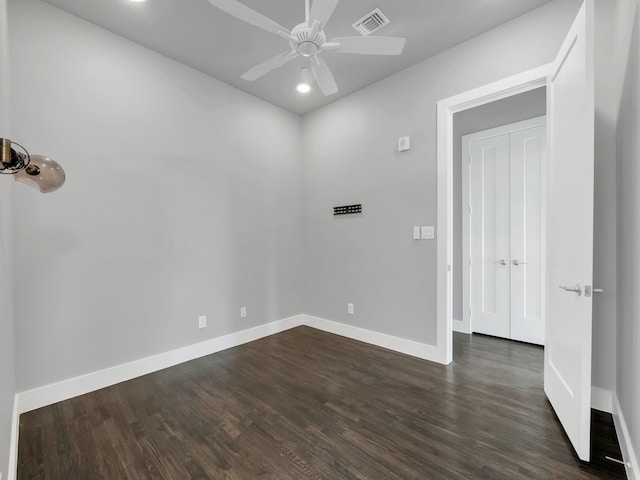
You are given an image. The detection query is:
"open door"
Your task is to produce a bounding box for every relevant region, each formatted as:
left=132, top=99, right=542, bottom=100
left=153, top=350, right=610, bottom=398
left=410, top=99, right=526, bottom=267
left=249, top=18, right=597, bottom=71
left=544, top=0, right=595, bottom=462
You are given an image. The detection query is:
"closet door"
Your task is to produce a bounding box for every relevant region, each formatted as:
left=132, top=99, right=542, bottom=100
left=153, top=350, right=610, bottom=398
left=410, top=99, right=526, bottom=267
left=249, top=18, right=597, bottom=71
left=510, top=126, right=546, bottom=345
left=469, top=134, right=511, bottom=339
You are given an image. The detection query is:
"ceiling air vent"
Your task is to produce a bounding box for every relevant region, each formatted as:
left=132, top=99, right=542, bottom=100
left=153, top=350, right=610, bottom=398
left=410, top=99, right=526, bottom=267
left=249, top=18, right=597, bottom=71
left=352, top=8, right=390, bottom=36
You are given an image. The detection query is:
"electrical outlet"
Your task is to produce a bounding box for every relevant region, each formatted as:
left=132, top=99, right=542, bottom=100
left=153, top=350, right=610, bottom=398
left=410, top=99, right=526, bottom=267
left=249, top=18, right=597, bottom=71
left=347, top=303, right=354, bottom=315
left=240, top=307, right=247, bottom=318
left=198, top=315, right=207, bottom=329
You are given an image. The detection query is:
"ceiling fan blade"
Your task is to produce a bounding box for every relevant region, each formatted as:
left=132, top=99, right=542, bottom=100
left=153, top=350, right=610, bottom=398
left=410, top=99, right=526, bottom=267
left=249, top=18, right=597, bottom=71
left=310, top=57, right=338, bottom=96
left=330, top=36, right=406, bottom=55
left=309, top=0, right=339, bottom=28
left=209, top=0, right=290, bottom=35
left=241, top=51, right=298, bottom=81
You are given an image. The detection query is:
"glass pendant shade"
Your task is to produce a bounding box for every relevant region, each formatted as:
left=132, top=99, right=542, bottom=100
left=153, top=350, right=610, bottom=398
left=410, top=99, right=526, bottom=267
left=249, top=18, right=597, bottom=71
left=14, top=155, right=66, bottom=193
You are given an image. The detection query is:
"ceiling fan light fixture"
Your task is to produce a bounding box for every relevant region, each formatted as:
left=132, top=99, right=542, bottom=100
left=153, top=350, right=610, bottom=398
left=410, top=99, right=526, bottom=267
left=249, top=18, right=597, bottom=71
left=208, top=0, right=406, bottom=97
left=297, top=41, right=319, bottom=57
left=291, top=23, right=326, bottom=57
left=14, top=155, right=66, bottom=193
left=0, top=138, right=65, bottom=193
left=296, top=67, right=313, bottom=93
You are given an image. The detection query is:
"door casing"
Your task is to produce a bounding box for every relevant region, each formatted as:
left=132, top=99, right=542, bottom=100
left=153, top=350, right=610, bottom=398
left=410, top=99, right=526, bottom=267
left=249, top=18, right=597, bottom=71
left=436, top=65, right=550, bottom=365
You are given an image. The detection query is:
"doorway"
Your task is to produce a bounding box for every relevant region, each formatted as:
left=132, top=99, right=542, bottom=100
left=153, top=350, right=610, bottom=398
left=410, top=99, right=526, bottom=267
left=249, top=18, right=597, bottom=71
left=434, top=66, right=550, bottom=366
left=436, top=2, right=596, bottom=462
left=458, top=109, right=547, bottom=346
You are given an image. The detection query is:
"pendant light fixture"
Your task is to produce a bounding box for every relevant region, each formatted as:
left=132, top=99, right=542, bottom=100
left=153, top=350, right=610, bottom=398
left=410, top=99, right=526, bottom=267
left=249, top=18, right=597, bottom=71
left=0, top=138, right=65, bottom=193
left=296, top=67, right=313, bottom=94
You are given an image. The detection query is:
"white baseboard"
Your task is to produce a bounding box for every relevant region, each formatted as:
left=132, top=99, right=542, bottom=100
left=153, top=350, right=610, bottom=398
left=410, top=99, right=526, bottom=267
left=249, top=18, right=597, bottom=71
left=302, top=315, right=441, bottom=363
left=16, top=314, right=444, bottom=415
left=7, top=395, right=18, bottom=480
left=17, top=315, right=305, bottom=414
left=613, top=393, right=639, bottom=480
left=591, top=386, right=613, bottom=413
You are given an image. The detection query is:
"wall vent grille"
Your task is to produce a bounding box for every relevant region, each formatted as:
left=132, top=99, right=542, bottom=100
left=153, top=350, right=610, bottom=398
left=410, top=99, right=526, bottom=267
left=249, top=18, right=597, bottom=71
left=352, top=8, right=390, bottom=36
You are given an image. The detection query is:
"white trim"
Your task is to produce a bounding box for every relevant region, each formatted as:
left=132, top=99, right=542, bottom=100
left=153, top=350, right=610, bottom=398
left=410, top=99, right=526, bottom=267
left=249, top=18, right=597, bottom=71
left=612, top=392, right=639, bottom=480
left=15, top=313, right=448, bottom=416
left=461, top=116, right=547, bottom=144
left=590, top=386, right=613, bottom=413
left=436, top=65, right=551, bottom=365
left=7, top=395, right=18, bottom=480
left=16, top=315, right=305, bottom=414
left=303, top=315, right=441, bottom=362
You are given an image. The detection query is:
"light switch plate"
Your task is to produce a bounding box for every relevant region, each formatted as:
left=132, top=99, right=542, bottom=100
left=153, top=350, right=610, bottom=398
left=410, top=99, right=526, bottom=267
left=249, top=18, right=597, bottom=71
left=413, top=226, right=421, bottom=240
left=421, top=226, right=435, bottom=240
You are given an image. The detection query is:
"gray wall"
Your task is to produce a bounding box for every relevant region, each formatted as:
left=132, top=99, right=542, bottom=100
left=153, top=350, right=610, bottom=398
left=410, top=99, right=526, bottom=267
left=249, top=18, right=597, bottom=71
left=0, top=0, right=16, bottom=476
left=452, top=88, right=546, bottom=323
left=592, top=0, right=621, bottom=396
left=302, top=0, right=582, bottom=344
left=615, top=0, right=640, bottom=465
left=10, top=0, right=305, bottom=391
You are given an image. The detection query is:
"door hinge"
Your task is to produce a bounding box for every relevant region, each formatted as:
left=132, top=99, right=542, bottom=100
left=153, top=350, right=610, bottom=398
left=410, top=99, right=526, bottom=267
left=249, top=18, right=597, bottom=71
left=469, top=154, right=472, bottom=164
left=469, top=258, right=472, bottom=266
left=469, top=206, right=472, bottom=215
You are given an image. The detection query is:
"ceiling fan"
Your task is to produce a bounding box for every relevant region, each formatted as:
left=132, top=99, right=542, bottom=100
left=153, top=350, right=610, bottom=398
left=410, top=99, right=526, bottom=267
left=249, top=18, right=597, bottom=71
left=208, top=0, right=406, bottom=96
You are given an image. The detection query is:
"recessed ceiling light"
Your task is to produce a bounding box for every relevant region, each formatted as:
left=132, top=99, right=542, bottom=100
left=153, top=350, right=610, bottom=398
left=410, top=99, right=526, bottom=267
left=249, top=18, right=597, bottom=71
left=296, top=83, right=312, bottom=94
left=129, top=0, right=146, bottom=3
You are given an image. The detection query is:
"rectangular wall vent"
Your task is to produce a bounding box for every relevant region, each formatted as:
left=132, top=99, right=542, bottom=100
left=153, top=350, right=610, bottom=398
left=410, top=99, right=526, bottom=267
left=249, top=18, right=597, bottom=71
left=352, top=8, right=390, bottom=36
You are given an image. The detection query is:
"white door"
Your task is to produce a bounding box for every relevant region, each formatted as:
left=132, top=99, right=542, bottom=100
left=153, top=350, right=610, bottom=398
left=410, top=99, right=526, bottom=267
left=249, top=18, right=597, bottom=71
left=468, top=134, right=511, bottom=339
left=510, top=126, right=546, bottom=345
left=466, top=121, right=545, bottom=344
left=544, top=0, right=594, bottom=462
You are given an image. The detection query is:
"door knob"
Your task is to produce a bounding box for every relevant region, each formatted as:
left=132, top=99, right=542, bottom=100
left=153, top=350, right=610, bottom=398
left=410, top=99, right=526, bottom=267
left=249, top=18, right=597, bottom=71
left=494, top=259, right=507, bottom=266
left=559, top=284, right=582, bottom=296
left=512, top=259, right=527, bottom=266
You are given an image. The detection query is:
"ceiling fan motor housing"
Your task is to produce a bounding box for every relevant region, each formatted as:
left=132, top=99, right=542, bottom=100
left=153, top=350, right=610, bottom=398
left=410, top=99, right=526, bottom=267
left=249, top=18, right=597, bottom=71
left=291, top=23, right=326, bottom=57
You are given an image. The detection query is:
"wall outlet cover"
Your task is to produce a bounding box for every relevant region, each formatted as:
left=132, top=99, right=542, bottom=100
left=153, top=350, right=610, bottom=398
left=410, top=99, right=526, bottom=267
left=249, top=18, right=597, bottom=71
left=347, top=303, right=354, bottom=314
left=240, top=307, right=247, bottom=318
left=198, top=315, right=207, bottom=328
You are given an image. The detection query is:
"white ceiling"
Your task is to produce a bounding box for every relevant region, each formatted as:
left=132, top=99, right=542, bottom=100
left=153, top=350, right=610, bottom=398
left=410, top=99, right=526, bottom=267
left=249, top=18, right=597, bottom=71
left=41, top=0, right=554, bottom=115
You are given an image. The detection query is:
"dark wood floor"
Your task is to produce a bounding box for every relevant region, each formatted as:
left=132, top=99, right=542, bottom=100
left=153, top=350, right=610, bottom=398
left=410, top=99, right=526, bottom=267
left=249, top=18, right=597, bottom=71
left=18, top=327, right=626, bottom=479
